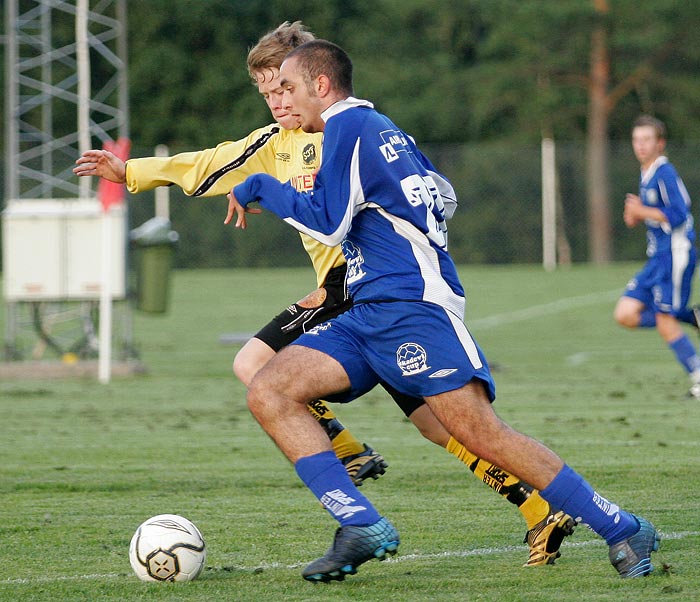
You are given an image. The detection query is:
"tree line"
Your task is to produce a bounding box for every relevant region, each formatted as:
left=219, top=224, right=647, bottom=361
left=4, top=0, right=700, bottom=267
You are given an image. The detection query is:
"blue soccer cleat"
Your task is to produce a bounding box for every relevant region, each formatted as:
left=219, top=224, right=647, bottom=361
left=608, top=515, right=660, bottom=578
left=302, top=517, right=399, bottom=582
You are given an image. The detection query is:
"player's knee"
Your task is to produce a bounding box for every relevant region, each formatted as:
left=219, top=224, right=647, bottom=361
left=424, top=428, right=450, bottom=447
left=233, top=351, right=257, bottom=386
left=232, top=352, right=247, bottom=383
left=246, top=374, right=296, bottom=425
left=447, top=408, right=510, bottom=460
left=246, top=379, right=269, bottom=421
left=414, top=419, right=450, bottom=447
left=245, top=386, right=258, bottom=411
left=613, top=305, right=637, bottom=328
left=408, top=405, right=451, bottom=447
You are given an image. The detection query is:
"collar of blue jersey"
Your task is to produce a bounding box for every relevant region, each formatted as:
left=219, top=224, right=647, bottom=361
left=321, top=96, right=374, bottom=123
left=641, top=155, right=668, bottom=185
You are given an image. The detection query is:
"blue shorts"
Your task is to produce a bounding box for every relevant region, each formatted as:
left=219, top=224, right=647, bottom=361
left=292, top=301, right=496, bottom=403
left=623, top=249, right=696, bottom=315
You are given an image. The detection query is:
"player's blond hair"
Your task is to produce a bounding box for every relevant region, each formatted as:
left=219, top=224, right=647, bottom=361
left=247, top=21, right=315, bottom=82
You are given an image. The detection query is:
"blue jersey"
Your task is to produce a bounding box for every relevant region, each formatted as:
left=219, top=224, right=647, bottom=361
left=234, top=98, right=464, bottom=319
left=640, top=156, right=694, bottom=258
left=235, top=98, right=495, bottom=401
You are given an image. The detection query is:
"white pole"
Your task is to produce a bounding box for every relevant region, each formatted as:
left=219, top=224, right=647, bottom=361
left=77, top=0, right=111, bottom=383
left=154, top=144, right=170, bottom=220
left=98, top=210, right=114, bottom=384
left=541, top=137, right=557, bottom=271
left=76, top=0, right=92, bottom=199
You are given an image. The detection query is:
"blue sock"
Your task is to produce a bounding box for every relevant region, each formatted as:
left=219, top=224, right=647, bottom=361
left=638, top=308, right=656, bottom=328
left=669, top=334, right=700, bottom=374
left=295, top=450, right=382, bottom=527
left=540, top=465, right=638, bottom=545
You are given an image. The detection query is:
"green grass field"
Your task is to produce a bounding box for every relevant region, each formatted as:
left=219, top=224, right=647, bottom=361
left=1, top=264, right=699, bottom=601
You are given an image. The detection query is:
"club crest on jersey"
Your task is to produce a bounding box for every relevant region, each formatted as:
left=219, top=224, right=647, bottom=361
left=379, top=129, right=409, bottom=163
left=342, top=240, right=366, bottom=284
left=645, top=189, right=657, bottom=205
left=396, top=342, right=430, bottom=376
left=302, top=143, right=317, bottom=165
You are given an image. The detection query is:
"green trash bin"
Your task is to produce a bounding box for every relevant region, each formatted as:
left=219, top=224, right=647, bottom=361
left=130, top=217, right=179, bottom=313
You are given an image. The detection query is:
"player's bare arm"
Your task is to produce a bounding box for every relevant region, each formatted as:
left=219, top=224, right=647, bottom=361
left=73, top=149, right=127, bottom=183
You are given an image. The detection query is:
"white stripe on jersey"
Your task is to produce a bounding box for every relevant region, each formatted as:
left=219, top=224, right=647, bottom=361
left=671, top=228, right=691, bottom=310
left=445, top=309, right=483, bottom=369
left=282, top=138, right=363, bottom=247
left=658, top=179, right=672, bottom=234
left=375, top=205, right=465, bottom=319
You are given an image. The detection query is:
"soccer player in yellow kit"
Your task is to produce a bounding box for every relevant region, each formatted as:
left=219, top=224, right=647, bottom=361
left=74, top=21, right=574, bottom=566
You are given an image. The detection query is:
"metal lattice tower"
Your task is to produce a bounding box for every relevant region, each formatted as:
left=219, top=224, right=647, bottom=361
left=2, top=0, right=136, bottom=369
left=4, top=0, right=128, bottom=201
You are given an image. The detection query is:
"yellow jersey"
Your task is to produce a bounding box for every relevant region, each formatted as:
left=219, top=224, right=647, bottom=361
left=125, top=123, right=346, bottom=288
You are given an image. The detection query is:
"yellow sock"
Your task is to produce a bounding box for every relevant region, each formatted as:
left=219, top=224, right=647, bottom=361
left=518, top=492, right=551, bottom=530
left=446, top=437, right=548, bottom=529
left=329, top=428, right=365, bottom=459
left=306, top=399, right=365, bottom=459
left=306, top=399, right=337, bottom=421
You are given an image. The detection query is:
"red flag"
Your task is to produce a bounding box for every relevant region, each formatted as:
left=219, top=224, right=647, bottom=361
left=97, top=137, right=131, bottom=212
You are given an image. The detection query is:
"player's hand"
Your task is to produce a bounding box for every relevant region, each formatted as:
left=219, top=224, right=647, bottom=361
left=224, top=189, right=261, bottom=229
left=73, top=150, right=126, bottom=183
left=623, top=193, right=642, bottom=227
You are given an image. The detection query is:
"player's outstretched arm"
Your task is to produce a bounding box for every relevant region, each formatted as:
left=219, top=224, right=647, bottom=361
left=73, top=149, right=126, bottom=183
left=225, top=189, right=261, bottom=229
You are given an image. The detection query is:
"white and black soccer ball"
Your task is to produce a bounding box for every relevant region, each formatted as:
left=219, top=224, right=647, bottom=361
left=129, top=514, right=206, bottom=582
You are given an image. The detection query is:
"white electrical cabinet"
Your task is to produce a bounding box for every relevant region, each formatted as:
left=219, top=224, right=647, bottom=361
left=2, top=199, right=126, bottom=301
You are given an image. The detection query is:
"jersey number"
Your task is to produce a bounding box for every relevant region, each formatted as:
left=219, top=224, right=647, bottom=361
left=399, top=174, right=448, bottom=248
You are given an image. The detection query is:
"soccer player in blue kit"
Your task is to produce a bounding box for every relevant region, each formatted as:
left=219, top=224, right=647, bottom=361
left=225, top=40, right=660, bottom=582
left=78, top=21, right=576, bottom=567
left=613, top=115, right=700, bottom=399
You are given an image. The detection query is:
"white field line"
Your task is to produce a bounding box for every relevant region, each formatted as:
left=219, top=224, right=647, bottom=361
left=4, top=530, right=698, bottom=584
left=468, top=289, right=620, bottom=331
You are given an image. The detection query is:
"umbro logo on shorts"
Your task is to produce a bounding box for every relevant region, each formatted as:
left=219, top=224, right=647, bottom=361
left=428, top=369, right=458, bottom=378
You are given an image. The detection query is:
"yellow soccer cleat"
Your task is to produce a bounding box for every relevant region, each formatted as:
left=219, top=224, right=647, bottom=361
left=524, top=509, right=576, bottom=566
left=341, top=444, right=388, bottom=486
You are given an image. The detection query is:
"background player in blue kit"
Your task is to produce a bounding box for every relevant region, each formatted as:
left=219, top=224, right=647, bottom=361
left=225, top=40, right=660, bottom=583
left=613, top=115, right=700, bottom=399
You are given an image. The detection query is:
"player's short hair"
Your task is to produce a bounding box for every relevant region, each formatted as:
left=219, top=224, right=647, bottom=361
left=633, top=115, right=667, bottom=140
left=285, top=39, right=354, bottom=97
left=247, top=21, right=315, bottom=82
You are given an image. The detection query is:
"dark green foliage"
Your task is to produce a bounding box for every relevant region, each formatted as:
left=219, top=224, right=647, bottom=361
left=3, top=1, right=700, bottom=267
left=124, top=1, right=700, bottom=147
